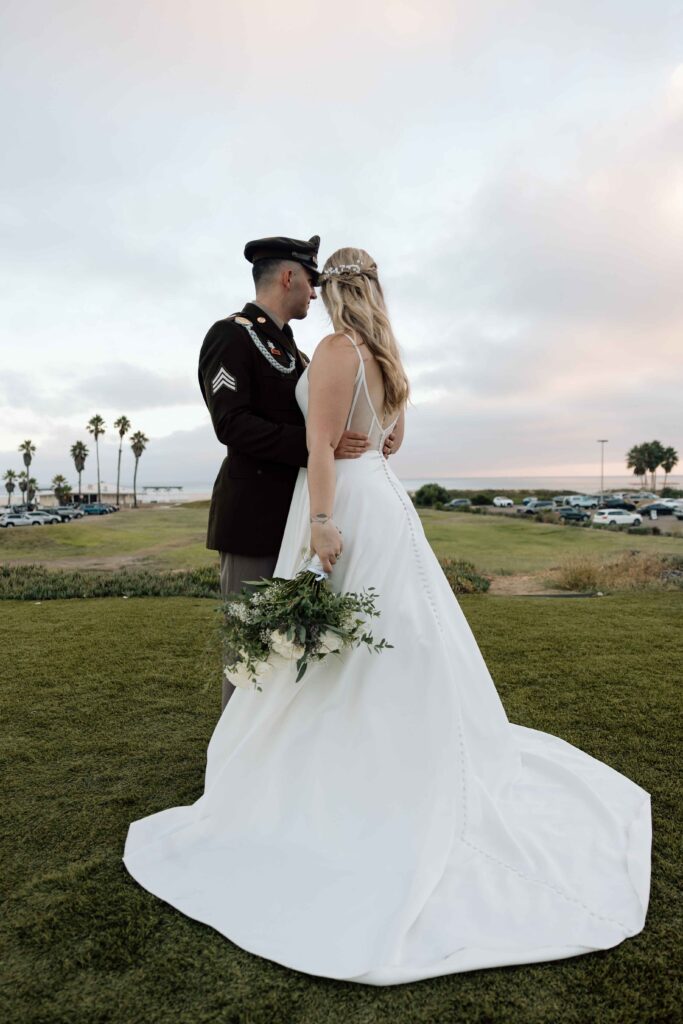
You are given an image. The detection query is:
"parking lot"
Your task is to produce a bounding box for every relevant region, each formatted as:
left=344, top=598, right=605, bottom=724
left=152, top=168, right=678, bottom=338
left=0, top=502, right=119, bottom=528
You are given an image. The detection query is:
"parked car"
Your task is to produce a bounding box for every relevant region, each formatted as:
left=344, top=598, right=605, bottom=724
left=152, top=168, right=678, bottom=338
left=445, top=498, right=471, bottom=509
left=592, top=508, right=642, bottom=527
left=552, top=495, right=578, bottom=507
left=521, top=496, right=537, bottom=506
left=600, top=498, right=637, bottom=511
left=568, top=495, right=601, bottom=509
left=558, top=507, right=590, bottom=523
left=0, top=513, right=40, bottom=527
left=638, top=503, right=675, bottom=517
left=26, top=510, right=62, bottom=525
left=82, top=503, right=111, bottom=516
left=492, top=496, right=513, bottom=507
left=54, top=505, right=83, bottom=520
left=521, top=500, right=556, bottom=515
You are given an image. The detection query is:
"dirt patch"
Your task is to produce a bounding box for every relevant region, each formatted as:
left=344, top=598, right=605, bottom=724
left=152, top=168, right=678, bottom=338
left=488, top=572, right=575, bottom=597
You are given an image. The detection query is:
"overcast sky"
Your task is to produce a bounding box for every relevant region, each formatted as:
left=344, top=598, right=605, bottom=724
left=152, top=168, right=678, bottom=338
left=1, top=0, right=682, bottom=491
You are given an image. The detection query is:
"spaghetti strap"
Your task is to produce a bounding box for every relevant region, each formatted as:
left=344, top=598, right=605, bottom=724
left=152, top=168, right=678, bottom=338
left=343, top=332, right=363, bottom=364
left=343, top=333, right=364, bottom=429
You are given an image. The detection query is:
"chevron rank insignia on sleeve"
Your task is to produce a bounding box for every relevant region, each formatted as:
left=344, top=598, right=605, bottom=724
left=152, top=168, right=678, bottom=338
left=211, top=365, right=236, bottom=394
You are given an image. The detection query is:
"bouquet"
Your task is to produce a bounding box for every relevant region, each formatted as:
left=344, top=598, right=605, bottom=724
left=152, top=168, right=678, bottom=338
left=219, top=552, right=392, bottom=690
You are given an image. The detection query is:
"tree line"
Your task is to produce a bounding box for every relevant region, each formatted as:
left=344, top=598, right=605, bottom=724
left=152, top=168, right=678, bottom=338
left=626, top=441, right=678, bottom=492
left=3, top=416, right=150, bottom=509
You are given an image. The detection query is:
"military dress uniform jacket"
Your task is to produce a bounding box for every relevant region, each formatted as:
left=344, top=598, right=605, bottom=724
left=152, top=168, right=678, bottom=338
left=198, top=302, right=310, bottom=555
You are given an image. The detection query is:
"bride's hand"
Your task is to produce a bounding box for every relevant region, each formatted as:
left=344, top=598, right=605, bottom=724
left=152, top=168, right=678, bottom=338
left=310, top=521, right=343, bottom=574
left=382, top=429, right=397, bottom=458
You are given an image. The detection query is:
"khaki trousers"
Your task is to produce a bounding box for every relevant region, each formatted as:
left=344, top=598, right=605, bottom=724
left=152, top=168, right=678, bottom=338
left=219, top=551, right=279, bottom=711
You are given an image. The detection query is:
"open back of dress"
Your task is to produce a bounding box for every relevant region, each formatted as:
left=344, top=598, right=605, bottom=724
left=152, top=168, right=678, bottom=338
left=343, top=333, right=399, bottom=452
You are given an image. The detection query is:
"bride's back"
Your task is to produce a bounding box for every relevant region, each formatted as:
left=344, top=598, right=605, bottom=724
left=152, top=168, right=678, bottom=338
left=343, top=331, right=399, bottom=451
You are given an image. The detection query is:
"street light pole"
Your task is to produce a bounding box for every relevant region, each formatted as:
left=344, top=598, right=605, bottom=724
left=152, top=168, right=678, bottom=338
left=597, top=439, right=608, bottom=500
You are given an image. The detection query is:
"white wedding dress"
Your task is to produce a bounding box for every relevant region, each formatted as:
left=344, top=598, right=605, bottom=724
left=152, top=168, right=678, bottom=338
left=123, top=336, right=651, bottom=985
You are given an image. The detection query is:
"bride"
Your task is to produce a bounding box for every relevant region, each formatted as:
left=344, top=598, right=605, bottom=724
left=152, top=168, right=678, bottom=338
left=123, top=248, right=651, bottom=986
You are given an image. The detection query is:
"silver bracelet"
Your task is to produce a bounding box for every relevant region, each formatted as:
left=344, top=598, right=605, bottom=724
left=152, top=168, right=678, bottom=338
left=310, top=513, right=333, bottom=524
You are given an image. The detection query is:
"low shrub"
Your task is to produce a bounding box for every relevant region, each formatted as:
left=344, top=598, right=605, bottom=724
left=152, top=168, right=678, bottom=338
left=534, top=511, right=561, bottom=524
left=548, top=556, right=600, bottom=592
left=1, top=560, right=495, bottom=601
left=547, top=552, right=683, bottom=593
left=0, top=564, right=221, bottom=600
left=414, top=483, right=450, bottom=507
left=439, top=558, right=490, bottom=594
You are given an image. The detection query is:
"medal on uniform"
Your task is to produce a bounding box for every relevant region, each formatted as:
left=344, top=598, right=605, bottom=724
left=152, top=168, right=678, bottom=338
left=266, top=340, right=283, bottom=357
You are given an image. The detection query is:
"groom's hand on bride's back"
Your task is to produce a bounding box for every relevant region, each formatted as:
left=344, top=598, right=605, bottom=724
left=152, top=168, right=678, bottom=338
left=334, top=431, right=370, bottom=459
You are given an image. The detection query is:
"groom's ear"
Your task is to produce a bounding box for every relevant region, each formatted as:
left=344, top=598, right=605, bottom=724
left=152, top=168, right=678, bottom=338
left=280, top=266, right=295, bottom=289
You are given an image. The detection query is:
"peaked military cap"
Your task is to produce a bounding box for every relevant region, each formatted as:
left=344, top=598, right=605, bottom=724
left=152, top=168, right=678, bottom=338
left=244, top=234, right=320, bottom=282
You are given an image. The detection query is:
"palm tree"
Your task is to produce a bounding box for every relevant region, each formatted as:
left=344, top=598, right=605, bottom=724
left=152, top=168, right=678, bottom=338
left=3, top=469, right=17, bottom=507
left=70, top=441, right=89, bottom=501
left=52, top=474, right=72, bottom=504
left=643, top=440, right=666, bottom=494
left=17, top=470, right=28, bottom=504
left=114, top=416, right=131, bottom=505
left=27, top=476, right=38, bottom=504
left=626, top=444, right=648, bottom=488
left=661, top=446, right=679, bottom=491
left=130, top=431, right=149, bottom=509
left=19, top=439, right=36, bottom=480
left=86, top=415, right=106, bottom=502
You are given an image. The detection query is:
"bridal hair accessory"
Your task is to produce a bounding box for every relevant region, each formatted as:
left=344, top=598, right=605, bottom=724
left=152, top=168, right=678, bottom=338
left=319, top=261, right=378, bottom=284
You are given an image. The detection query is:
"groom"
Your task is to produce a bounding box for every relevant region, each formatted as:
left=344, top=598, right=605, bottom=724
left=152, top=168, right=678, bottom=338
left=199, top=233, right=390, bottom=710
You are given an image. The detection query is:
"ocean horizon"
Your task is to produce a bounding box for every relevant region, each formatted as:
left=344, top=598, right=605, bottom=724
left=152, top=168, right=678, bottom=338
left=135, top=474, right=678, bottom=503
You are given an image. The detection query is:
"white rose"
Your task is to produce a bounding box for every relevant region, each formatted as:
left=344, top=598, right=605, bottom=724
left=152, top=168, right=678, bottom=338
left=319, top=630, right=343, bottom=654
left=223, top=661, right=256, bottom=689
left=224, top=652, right=273, bottom=689
left=252, top=659, right=273, bottom=679
left=270, top=630, right=305, bottom=661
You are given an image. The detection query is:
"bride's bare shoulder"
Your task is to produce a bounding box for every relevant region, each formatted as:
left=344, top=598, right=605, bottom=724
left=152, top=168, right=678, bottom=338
left=310, top=332, right=359, bottom=369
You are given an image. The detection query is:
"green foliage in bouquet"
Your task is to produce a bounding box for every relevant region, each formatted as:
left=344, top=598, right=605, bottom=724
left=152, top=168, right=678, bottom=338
left=219, top=563, right=393, bottom=689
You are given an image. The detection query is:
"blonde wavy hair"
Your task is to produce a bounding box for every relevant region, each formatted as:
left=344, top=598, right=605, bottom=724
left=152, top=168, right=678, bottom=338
left=319, top=247, right=410, bottom=415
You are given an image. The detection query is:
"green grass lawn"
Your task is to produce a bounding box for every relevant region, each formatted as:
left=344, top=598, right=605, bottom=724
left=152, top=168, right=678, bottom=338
left=0, top=505, right=214, bottom=569
left=2, top=594, right=679, bottom=1024
left=420, top=509, right=683, bottom=573
left=1, top=503, right=681, bottom=575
